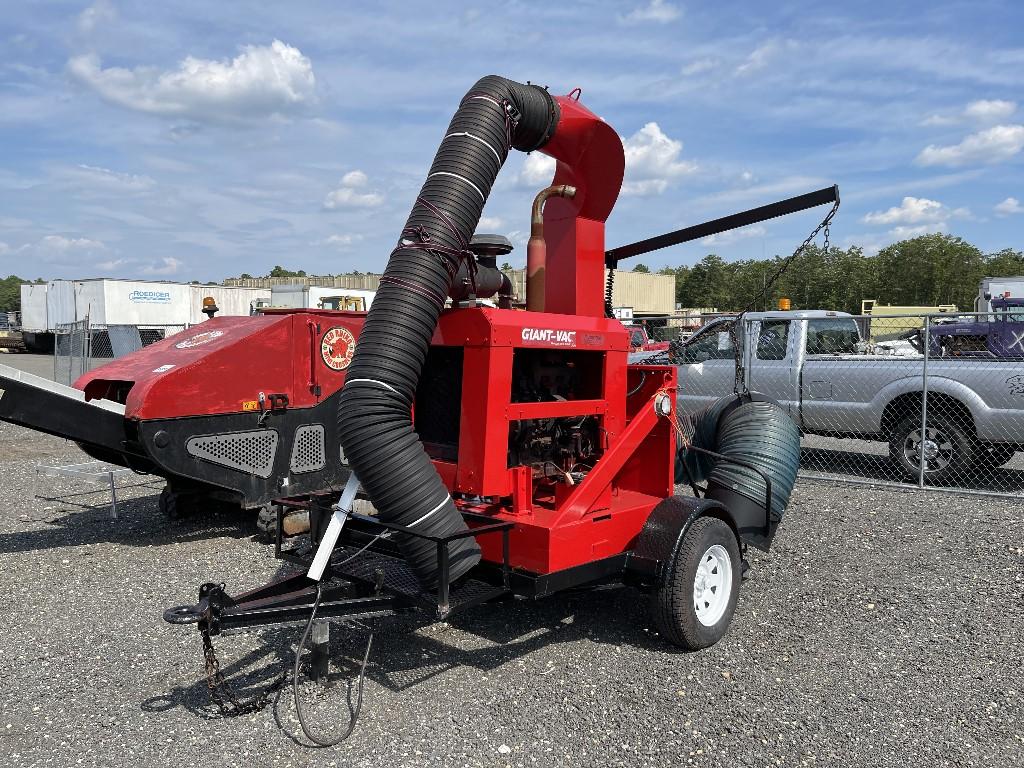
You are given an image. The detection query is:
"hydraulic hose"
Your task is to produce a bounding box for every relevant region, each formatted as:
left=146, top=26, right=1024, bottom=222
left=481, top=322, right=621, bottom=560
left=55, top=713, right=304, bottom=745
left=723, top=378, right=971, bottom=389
left=337, top=76, right=559, bottom=587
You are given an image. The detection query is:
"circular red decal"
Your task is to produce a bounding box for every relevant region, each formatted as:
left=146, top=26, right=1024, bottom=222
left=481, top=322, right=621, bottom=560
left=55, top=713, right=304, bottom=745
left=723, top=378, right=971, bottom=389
left=321, top=326, right=356, bottom=370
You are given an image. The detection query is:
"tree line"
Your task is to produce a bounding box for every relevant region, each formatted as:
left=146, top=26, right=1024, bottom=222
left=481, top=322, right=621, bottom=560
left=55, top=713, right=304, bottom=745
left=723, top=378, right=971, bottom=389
left=633, top=233, right=1024, bottom=314
left=5, top=233, right=1022, bottom=315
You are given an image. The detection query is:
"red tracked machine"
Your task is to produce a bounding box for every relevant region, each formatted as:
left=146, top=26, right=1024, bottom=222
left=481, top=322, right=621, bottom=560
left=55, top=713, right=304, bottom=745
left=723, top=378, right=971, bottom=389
left=0, top=75, right=838, bottom=735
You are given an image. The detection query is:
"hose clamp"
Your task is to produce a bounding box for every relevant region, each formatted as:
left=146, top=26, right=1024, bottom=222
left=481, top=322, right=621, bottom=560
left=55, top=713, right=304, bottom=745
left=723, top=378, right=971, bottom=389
left=654, top=391, right=673, bottom=417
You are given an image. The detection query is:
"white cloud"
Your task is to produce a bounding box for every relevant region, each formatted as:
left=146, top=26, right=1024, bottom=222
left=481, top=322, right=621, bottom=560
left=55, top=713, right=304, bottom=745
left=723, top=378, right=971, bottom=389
left=701, top=224, right=766, bottom=246
left=38, top=234, right=106, bottom=252
left=95, top=258, right=129, bottom=271
left=316, top=233, right=363, bottom=249
left=519, top=153, right=556, bottom=186
left=735, top=40, right=794, bottom=76
left=995, top=197, right=1023, bottom=216
left=917, top=124, right=1024, bottom=166
left=68, top=40, right=316, bottom=122
left=862, top=196, right=969, bottom=238
left=621, top=0, right=681, bottom=24
left=78, top=0, right=116, bottom=35
left=681, top=58, right=715, bottom=76
left=964, top=99, right=1017, bottom=121
left=323, top=170, right=384, bottom=209
left=142, top=257, right=182, bottom=275
left=621, top=122, right=696, bottom=196
left=62, top=164, right=155, bottom=192
left=922, top=99, right=1017, bottom=127
left=477, top=216, right=503, bottom=230
left=0, top=241, right=10, bottom=255
left=863, top=197, right=947, bottom=226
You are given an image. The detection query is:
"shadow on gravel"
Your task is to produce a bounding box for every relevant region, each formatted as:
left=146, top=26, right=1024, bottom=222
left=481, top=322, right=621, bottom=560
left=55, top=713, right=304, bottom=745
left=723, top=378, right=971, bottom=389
left=800, top=446, right=1024, bottom=492
left=141, top=638, right=293, bottom=721
left=148, top=582, right=669, bottom=729
left=0, top=494, right=258, bottom=554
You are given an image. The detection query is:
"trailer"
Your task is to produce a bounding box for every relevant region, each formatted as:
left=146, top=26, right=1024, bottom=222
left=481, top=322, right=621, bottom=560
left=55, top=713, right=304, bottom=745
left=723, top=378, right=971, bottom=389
left=269, top=284, right=375, bottom=311
left=977, top=275, right=1024, bottom=312
left=0, top=75, right=839, bottom=745
left=18, top=279, right=270, bottom=346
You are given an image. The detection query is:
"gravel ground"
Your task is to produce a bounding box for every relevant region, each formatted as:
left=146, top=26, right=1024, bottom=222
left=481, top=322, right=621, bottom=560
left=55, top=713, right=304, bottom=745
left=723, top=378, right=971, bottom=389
left=0, top=416, right=1022, bottom=767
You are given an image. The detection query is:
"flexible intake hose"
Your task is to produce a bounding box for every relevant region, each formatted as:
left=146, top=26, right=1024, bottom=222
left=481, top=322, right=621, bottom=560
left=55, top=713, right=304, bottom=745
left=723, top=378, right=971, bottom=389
left=337, top=76, right=559, bottom=587
left=676, top=394, right=800, bottom=549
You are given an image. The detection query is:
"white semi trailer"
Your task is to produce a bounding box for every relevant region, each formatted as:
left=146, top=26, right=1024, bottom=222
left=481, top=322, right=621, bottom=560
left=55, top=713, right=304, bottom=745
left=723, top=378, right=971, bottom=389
left=19, top=279, right=270, bottom=350
left=977, top=276, right=1024, bottom=312
left=268, top=284, right=375, bottom=311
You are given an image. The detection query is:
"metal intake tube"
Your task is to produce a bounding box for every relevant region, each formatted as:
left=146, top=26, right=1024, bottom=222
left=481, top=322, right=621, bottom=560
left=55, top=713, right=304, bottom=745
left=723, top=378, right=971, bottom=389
left=336, top=76, right=560, bottom=587
left=526, top=184, right=576, bottom=312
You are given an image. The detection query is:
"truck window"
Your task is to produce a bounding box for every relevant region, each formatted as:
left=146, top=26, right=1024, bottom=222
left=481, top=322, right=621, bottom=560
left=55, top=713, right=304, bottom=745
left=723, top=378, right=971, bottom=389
left=805, top=318, right=860, bottom=355
left=682, top=323, right=733, bottom=362
left=756, top=320, right=789, bottom=360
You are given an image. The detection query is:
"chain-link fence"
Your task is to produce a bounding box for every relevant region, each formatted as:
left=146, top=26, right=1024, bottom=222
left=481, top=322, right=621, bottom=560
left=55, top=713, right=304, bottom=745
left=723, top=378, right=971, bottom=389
left=54, top=321, right=185, bottom=385
left=54, top=320, right=90, bottom=386
left=642, top=310, right=1024, bottom=499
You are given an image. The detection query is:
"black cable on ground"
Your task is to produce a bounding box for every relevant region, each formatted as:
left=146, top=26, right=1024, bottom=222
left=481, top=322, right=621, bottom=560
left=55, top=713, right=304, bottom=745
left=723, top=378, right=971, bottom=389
left=293, top=582, right=373, bottom=747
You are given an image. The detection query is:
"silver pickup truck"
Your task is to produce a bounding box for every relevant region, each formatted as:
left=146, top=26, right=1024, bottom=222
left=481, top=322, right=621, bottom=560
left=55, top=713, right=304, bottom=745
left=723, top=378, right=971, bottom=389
left=664, top=310, right=1024, bottom=482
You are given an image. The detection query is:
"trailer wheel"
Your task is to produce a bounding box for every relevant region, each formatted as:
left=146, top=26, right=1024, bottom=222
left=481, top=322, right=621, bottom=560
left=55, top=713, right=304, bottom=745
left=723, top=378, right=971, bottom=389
left=158, top=486, right=194, bottom=520
left=889, top=413, right=974, bottom=484
left=255, top=504, right=278, bottom=543
left=652, top=516, right=740, bottom=650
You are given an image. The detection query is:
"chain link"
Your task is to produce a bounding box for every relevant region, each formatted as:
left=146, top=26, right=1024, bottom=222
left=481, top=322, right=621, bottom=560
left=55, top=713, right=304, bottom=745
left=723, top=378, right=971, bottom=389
left=730, top=198, right=840, bottom=393
left=743, top=198, right=839, bottom=314
left=201, top=628, right=287, bottom=717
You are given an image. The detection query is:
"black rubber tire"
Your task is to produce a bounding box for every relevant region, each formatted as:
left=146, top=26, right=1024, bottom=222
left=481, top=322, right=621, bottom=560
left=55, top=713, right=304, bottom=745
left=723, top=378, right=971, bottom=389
left=651, top=516, right=741, bottom=650
left=158, top=486, right=188, bottom=520
left=889, top=413, right=975, bottom=484
left=977, top=442, right=1016, bottom=468
left=255, top=504, right=277, bottom=543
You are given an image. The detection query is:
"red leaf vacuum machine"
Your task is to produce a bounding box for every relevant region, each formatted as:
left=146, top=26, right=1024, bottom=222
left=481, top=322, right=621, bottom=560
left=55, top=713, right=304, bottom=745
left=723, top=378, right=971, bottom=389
left=0, top=75, right=839, bottom=739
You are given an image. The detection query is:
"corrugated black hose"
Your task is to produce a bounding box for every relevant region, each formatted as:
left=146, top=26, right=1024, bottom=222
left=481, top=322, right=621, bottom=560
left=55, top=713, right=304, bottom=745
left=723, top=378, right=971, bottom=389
left=337, top=76, right=559, bottom=587
left=676, top=394, right=800, bottom=549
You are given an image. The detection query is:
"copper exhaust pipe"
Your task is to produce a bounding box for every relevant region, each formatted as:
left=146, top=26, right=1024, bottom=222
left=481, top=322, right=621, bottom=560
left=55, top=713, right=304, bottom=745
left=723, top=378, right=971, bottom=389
left=527, top=184, right=576, bottom=312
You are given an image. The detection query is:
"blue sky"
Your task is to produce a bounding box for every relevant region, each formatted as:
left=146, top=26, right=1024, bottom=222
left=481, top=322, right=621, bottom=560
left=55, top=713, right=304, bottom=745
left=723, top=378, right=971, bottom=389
left=1, top=0, right=1022, bottom=281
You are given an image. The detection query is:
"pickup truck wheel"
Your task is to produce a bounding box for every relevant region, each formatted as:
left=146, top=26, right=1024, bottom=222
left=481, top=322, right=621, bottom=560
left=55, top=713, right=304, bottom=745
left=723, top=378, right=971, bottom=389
left=889, top=413, right=974, bottom=484
left=651, top=516, right=740, bottom=650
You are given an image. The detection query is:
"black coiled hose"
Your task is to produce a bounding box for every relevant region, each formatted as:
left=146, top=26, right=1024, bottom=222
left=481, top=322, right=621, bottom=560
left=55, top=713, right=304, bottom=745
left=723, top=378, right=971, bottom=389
left=676, top=394, right=800, bottom=549
left=337, top=77, right=560, bottom=587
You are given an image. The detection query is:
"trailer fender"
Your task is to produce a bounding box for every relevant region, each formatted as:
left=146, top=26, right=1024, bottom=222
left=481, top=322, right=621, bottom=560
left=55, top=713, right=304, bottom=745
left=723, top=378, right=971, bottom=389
left=627, top=496, right=737, bottom=588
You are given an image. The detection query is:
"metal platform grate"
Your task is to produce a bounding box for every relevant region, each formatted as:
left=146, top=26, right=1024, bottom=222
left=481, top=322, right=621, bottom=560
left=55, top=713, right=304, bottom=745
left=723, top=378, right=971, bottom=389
left=331, top=545, right=500, bottom=613
left=186, top=429, right=279, bottom=478
left=290, top=424, right=326, bottom=473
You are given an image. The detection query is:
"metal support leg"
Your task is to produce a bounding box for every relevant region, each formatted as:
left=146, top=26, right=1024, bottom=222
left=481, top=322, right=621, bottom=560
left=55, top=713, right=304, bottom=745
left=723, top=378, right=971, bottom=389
left=918, top=320, right=930, bottom=488
left=108, top=471, right=118, bottom=520
left=309, top=621, right=331, bottom=680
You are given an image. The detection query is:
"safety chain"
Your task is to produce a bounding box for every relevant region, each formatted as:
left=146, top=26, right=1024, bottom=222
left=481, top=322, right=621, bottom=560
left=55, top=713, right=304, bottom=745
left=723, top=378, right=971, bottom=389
left=201, top=627, right=288, bottom=718
left=729, top=197, right=840, bottom=394
left=743, top=198, right=838, bottom=314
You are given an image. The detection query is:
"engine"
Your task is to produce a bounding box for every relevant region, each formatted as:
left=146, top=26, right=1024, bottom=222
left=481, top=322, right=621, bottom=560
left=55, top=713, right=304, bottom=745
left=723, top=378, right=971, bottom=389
left=508, top=349, right=601, bottom=480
